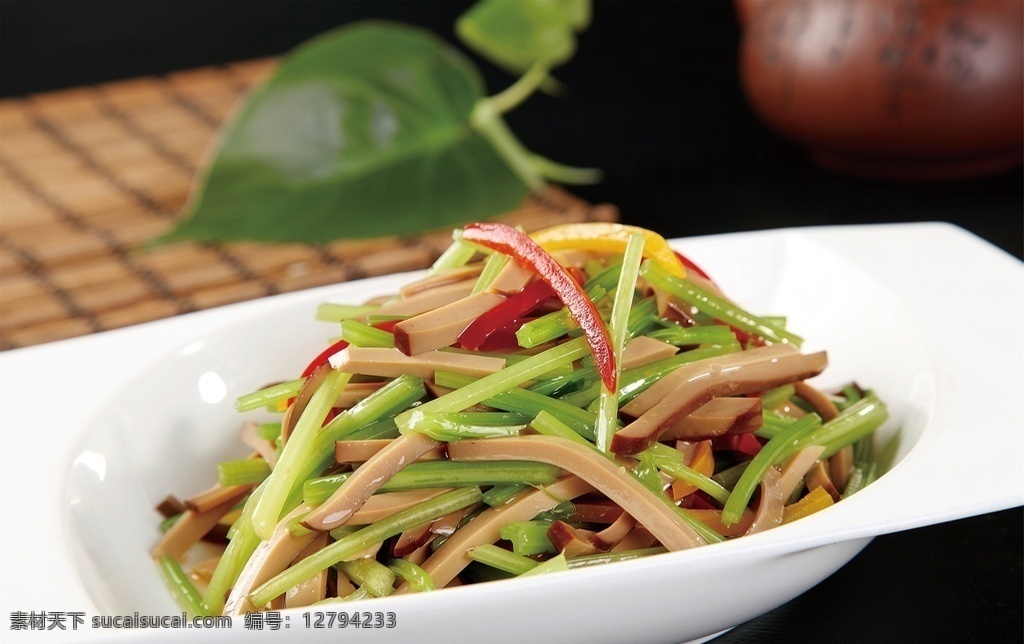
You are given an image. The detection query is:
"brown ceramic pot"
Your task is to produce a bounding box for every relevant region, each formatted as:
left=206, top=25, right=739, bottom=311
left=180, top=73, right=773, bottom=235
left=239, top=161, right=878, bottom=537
left=737, top=0, right=1023, bottom=180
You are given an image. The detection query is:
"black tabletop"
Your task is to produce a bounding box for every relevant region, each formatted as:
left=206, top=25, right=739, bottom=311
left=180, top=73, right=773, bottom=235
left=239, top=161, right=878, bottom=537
left=3, top=2, right=1021, bottom=642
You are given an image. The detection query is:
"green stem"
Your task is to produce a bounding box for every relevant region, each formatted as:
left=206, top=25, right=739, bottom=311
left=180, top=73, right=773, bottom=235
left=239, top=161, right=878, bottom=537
left=157, top=556, right=210, bottom=617
left=402, top=411, right=528, bottom=441
left=528, top=153, right=602, bottom=185
left=235, top=378, right=304, bottom=412
left=217, top=458, right=271, bottom=487
left=500, top=521, right=556, bottom=555
left=436, top=370, right=599, bottom=440
left=396, top=338, right=589, bottom=430
left=566, top=547, right=667, bottom=568
left=487, top=61, right=551, bottom=115
left=470, top=101, right=544, bottom=192
left=646, top=443, right=731, bottom=504
left=340, top=319, right=394, bottom=348
left=387, top=559, right=435, bottom=592
left=472, top=250, right=512, bottom=295
left=337, top=558, right=395, bottom=597
left=597, top=231, right=645, bottom=452
left=252, top=371, right=351, bottom=539
left=468, top=544, right=538, bottom=575
left=641, top=261, right=803, bottom=346
left=721, top=413, right=822, bottom=525
left=304, top=461, right=561, bottom=504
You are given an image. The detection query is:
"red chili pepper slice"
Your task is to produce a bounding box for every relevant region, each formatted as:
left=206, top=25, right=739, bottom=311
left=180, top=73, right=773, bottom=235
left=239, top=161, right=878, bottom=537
left=462, top=222, right=617, bottom=391
left=672, top=250, right=714, bottom=282
left=458, top=279, right=555, bottom=350
left=713, top=433, right=763, bottom=457
left=300, top=321, right=398, bottom=378
left=301, top=337, right=349, bottom=378
left=475, top=317, right=534, bottom=352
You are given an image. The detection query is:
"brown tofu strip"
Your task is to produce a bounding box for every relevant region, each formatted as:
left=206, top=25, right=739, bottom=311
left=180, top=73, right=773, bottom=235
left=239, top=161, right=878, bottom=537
left=334, top=382, right=385, bottom=409
left=151, top=493, right=241, bottom=560
left=400, top=264, right=484, bottom=297
left=303, top=433, right=441, bottom=530
left=183, top=482, right=251, bottom=515
left=448, top=436, right=706, bottom=551
left=330, top=346, right=505, bottom=379
left=348, top=489, right=455, bottom=525
left=622, top=344, right=796, bottom=418
left=779, top=445, right=826, bottom=500
left=335, top=439, right=446, bottom=464
left=547, top=521, right=601, bottom=557
left=370, top=280, right=475, bottom=319
left=224, top=504, right=319, bottom=615
left=241, top=423, right=278, bottom=468
left=395, top=476, right=595, bottom=593
left=613, top=347, right=828, bottom=455
left=660, top=397, right=763, bottom=441
left=281, top=363, right=332, bottom=444
left=393, top=292, right=505, bottom=356
left=592, top=511, right=637, bottom=550
left=485, top=260, right=534, bottom=295
left=620, top=336, right=679, bottom=371
left=793, top=380, right=840, bottom=421
left=285, top=533, right=329, bottom=609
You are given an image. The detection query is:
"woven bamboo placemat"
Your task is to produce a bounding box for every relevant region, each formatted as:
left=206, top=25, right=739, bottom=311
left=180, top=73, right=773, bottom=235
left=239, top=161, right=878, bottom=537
left=0, top=59, right=617, bottom=350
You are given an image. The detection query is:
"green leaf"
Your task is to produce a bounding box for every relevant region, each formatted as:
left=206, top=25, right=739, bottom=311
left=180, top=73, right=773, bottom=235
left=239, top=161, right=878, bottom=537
left=160, top=21, right=530, bottom=243
left=456, top=0, right=591, bottom=74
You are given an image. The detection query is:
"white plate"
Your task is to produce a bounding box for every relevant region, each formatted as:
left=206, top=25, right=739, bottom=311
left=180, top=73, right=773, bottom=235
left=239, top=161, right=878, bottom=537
left=1, top=223, right=1021, bottom=642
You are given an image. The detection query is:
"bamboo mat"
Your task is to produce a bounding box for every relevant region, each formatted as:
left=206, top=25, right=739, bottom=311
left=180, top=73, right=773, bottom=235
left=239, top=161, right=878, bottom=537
left=0, top=59, right=617, bottom=350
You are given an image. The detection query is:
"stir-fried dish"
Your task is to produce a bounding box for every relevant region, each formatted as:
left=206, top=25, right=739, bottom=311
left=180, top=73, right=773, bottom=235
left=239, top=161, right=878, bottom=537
left=152, top=222, right=888, bottom=616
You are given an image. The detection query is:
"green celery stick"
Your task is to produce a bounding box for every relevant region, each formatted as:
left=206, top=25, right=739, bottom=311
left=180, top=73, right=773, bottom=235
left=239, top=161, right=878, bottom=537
left=516, top=284, right=608, bottom=348
left=566, top=547, right=667, bottom=568
left=468, top=544, right=537, bottom=575
left=646, top=324, right=738, bottom=347
left=252, top=371, right=352, bottom=539
left=796, top=394, right=888, bottom=458
left=641, top=260, right=802, bottom=346
left=316, top=303, right=377, bottom=323
left=256, top=422, right=282, bottom=440
left=341, top=319, right=394, bottom=348
left=337, top=558, right=396, bottom=597
left=436, top=369, right=599, bottom=440
left=430, top=233, right=476, bottom=273
left=721, top=414, right=822, bottom=525
left=395, top=338, right=589, bottom=431
left=646, top=443, right=731, bottom=504
left=501, top=521, right=556, bottom=555
left=519, top=553, right=568, bottom=577
left=218, top=458, right=271, bottom=487
left=471, top=250, right=510, bottom=294
left=401, top=411, right=528, bottom=441
left=597, top=231, right=644, bottom=452
left=303, top=461, right=561, bottom=504
left=157, top=556, right=210, bottom=617
left=530, top=410, right=593, bottom=448
left=235, top=378, right=304, bottom=412
left=482, top=483, right=529, bottom=506
left=387, top=559, right=435, bottom=592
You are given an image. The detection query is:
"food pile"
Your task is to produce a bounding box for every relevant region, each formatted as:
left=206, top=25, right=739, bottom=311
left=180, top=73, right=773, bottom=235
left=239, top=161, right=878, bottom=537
left=152, top=223, right=887, bottom=616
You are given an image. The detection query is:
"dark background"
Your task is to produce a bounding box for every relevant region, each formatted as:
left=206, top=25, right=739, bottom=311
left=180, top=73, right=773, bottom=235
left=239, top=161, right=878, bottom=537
left=2, top=2, right=1021, bottom=642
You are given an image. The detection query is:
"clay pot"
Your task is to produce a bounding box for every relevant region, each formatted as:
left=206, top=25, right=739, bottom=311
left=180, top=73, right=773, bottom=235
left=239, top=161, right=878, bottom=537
left=737, top=0, right=1023, bottom=180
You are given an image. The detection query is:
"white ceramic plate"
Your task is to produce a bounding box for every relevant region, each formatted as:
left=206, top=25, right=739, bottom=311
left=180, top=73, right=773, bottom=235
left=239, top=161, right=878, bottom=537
left=1, top=223, right=1021, bottom=643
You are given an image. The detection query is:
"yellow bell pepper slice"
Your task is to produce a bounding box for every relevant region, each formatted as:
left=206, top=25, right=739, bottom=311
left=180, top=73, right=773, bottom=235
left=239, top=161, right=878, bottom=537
left=670, top=440, right=714, bottom=500
left=530, top=223, right=686, bottom=277
left=782, top=485, right=835, bottom=524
